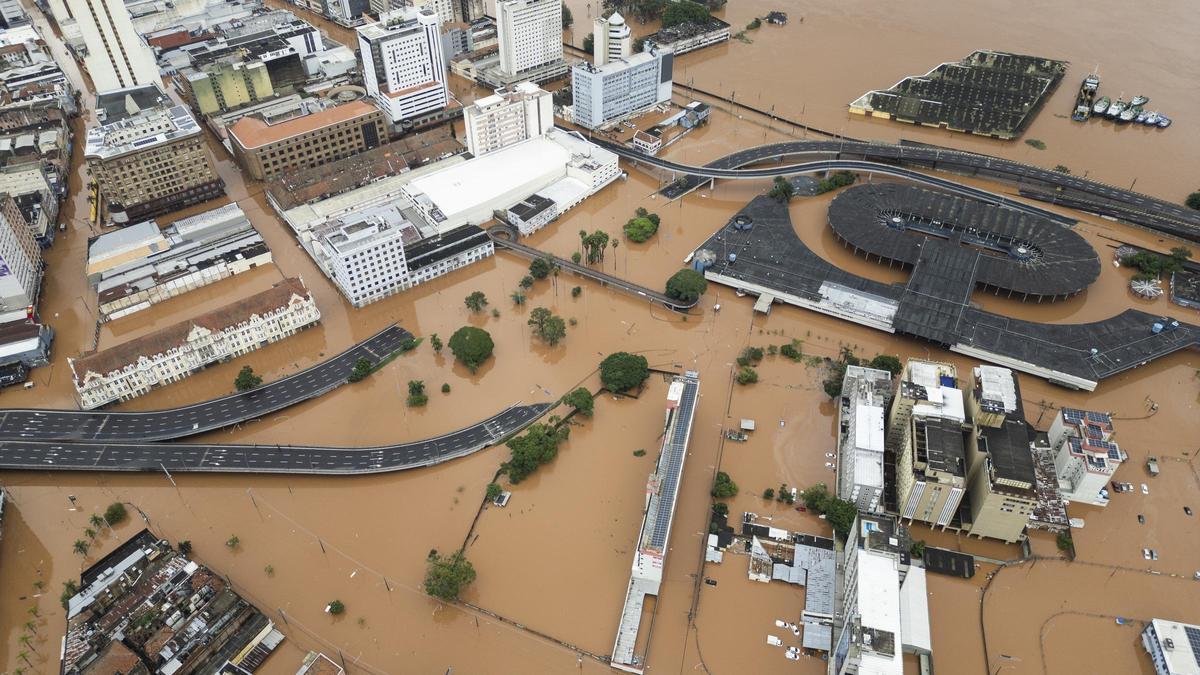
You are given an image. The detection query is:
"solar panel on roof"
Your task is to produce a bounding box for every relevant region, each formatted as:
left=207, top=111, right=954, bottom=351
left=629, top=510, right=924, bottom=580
left=1185, top=626, right=1200, bottom=663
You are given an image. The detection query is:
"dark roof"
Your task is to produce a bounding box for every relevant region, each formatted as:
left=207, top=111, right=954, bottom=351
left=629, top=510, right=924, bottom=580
left=95, top=85, right=169, bottom=124
left=924, top=546, right=975, bottom=578
left=80, top=528, right=158, bottom=587
left=691, top=196, right=1200, bottom=385
left=508, top=194, right=555, bottom=222
left=828, top=183, right=1100, bottom=298
left=405, top=225, right=490, bottom=271
left=919, top=418, right=966, bottom=477
left=979, top=419, right=1035, bottom=486
left=853, top=50, right=1067, bottom=138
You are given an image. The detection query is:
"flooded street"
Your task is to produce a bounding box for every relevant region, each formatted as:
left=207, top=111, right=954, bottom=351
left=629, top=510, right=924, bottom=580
left=2, top=0, right=1200, bottom=672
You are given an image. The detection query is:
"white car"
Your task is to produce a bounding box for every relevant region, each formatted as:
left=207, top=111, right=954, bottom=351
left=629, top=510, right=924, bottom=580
left=1142, top=484, right=1150, bottom=495
left=825, top=452, right=835, bottom=458
left=1144, top=548, right=1153, bottom=560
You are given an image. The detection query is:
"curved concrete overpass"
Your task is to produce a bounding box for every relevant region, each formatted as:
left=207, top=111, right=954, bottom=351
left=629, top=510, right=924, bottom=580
left=0, top=325, right=413, bottom=443
left=589, top=135, right=1200, bottom=241
left=0, top=403, right=552, bottom=474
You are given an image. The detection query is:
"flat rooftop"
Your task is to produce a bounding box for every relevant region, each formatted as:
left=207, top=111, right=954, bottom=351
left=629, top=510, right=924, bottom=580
left=691, top=196, right=1200, bottom=390
left=405, top=134, right=569, bottom=225
left=849, top=50, right=1067, bottom=139
left=828, top=183, right=1100, bottom=298
left=229, top=100, right=378, bottom=149
left=980, top=419, right=1035, bottom=487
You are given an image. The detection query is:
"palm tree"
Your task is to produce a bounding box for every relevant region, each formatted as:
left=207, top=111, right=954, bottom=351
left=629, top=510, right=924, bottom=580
left=73, top=540, right=89, bottom=556
left=89, top=514, right=105, bottom=529
left=19, top=634, right=34, bottom=651
left=26, top=606, right=38, bottom=617
left=31, top=580, right=44, bottom=592
left=18, top=649, right=31, bottom=666
left=85, top=527, right=97, bottom=540
left=23, top=619, right=36, bottom=634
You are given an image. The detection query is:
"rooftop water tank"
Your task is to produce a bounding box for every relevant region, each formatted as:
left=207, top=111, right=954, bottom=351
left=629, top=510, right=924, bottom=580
left=728, top=253, right=737, bottom=263
left=1151, top=322, right=1164, bottom=334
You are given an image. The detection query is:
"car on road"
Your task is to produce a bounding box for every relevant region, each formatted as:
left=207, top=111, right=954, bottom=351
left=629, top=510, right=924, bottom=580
left=1142, top=483, right=1150, bottom=495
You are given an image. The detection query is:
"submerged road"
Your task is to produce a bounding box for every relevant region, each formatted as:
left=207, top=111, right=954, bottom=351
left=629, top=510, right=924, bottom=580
left=0, top=403, right=552, bottom=474
left=590, top=135, right=1200, bottom=241
left=0, top=325, right=413, bottom=443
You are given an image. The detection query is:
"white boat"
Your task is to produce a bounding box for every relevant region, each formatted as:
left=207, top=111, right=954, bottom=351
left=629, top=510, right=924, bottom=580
left=1131, top=94, right=1149, bottom=106
left=1144, top=111, right=1160, bottom=125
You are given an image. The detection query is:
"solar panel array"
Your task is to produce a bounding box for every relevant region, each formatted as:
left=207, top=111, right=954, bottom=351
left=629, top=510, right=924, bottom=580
left=648, top=378, right=699, bottom=549
left=1185, top=626, right=1200, bottom=664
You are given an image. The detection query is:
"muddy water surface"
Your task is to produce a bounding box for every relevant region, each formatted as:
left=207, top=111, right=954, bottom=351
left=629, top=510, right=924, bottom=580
left=3, top=0, right=1200, bottom=672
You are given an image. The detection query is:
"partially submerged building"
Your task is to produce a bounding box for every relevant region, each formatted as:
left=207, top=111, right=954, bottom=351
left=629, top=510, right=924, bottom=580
left=571, top=43, right=673, bottom=130
left=1050, top=407, right=1124, bottom=506
left=403, top=127, right=619, bottom=232
left=85, top=84, right=224, bottom=224
left=228, top=99, right=387, bottom=181
left=62, top=529, right=286, bottom=674
left=611, top=373, right=700, bottom=674
left=1141, top=618, right=1200, bottom=675
left=829, top=514, right=931, bottom=675
left=69, top=277, right=319, bottom=408
left=887, top=359, right=967, bottom=528
left=87, top=203, right=272, bottom=322
left=835, top=365, right=893, bottom=513
left=848, top=50, right=1067, bottom=139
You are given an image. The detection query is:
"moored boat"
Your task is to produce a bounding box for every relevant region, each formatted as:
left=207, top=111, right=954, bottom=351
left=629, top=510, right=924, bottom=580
left=1131, top=94, right=1149, bottom=106
left=1093, top=96, right=1110, bottom=116
left=1157, top=115, right=1172, bottom=128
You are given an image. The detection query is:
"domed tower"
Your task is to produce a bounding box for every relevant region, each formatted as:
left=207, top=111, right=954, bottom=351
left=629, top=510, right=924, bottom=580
left=592, top=11, right=632, bottom=66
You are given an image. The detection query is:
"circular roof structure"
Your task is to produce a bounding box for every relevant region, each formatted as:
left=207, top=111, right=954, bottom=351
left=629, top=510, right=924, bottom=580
left=827, top=183, right=1100, bottom=297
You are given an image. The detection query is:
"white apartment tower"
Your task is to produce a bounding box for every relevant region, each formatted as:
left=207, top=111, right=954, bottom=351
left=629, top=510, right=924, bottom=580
left=463, top=82, right=553, bottom=157
left=593, top=12, right=632, bottom=66
left=62, top=0, right=160, bottom=91
left=358, top=8, right=449, bottom=124
left=0, top=196, right=42, bottom=322
left=496, top=0, right=563, bottom=77
left=1049, top=408, right=1124, bottom=506
left=409, top=0, right=456, bottom=26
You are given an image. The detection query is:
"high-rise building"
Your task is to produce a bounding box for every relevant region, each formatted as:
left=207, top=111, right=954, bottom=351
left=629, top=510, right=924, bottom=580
left=1050, top=407, right=1123, bottom=506
left=887, top=359, right=967, bottom=528
left=835, top=365, right=893, bottom=514
left=62, top=0, right=160, bottom=91
left=592, top=12, right=631, bottom=66
left=962, top=366, right=1039, bottom=543
left=85, top=84, right=225, bottom=224
left=829, top=514, right=930, bottom=675
left=457, top=0, right=485, bottom=22
left=409, top=0, right=456, bottom=26
left=570, top=44, right=673, bottom=130
left=0, top=192, right=42, bottom=323
left=357, top=8, right=449, bottom=124
left=496, top=0, right=564, bottom=79
left=462, top=81, right=552, bottom=157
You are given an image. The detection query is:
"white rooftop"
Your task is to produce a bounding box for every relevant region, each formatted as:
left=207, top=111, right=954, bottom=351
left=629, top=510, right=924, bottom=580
left=855, top=550, right=904, bottom=675
left=898, top=567, right=931, bottom=654
left=855, top=404, right=885, bottom=453
left=1146, top=619, right=1200, bottom=675
left=976, top=365, right=1018, bottom=412
left=405, top=135, right=568, bottom=228
left=912, top=386, right=965, bottom=423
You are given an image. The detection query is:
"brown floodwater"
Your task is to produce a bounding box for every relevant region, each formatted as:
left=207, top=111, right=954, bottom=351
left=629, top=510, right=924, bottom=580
left=3, top=0, right=1200, bottom=672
